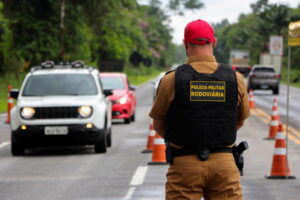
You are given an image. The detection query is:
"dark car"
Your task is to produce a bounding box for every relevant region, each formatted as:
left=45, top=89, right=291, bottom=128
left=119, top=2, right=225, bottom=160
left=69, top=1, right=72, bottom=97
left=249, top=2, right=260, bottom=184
left=247, top=65, right=280, bottom=94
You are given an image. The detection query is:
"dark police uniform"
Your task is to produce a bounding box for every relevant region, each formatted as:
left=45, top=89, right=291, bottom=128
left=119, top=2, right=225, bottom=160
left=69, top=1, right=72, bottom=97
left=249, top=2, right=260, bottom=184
left=149, top=55, right=249, bottom=200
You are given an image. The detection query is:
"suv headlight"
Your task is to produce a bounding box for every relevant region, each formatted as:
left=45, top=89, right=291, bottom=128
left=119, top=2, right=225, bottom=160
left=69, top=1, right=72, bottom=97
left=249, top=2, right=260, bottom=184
left=78, top=106, right=92, bottom=118
left=21, top=107, right=35, bottom=119
left=117, top=96, right=128, bottom=105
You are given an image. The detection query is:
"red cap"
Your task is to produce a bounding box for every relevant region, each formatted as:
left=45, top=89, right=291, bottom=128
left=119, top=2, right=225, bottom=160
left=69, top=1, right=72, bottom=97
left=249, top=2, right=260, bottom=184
left=184, top=19, right=215, bottom=45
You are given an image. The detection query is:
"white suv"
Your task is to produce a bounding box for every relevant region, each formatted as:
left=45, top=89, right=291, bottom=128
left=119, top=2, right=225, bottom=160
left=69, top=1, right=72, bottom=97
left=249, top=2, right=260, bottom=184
left=10, top=61, right=112, bottom=155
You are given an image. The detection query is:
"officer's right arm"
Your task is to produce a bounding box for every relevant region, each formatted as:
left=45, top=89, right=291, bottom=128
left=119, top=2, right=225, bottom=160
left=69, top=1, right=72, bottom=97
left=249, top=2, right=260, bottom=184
left=153, top=119, right=165, bottom=138
left=236, top=72, right=250, bottom=130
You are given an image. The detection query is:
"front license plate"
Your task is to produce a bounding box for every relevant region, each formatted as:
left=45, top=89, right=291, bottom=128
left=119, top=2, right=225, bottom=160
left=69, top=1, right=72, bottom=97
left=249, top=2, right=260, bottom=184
left=45, top=126, right=68, bottom=135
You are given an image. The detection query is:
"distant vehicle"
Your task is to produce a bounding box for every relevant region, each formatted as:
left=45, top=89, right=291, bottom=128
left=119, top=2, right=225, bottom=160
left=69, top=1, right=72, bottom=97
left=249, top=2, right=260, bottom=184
left=229, top=50, right=252, bottom=77
left=152, top=72, right=166, bottom=100
left=9, top=61, right=112, bottom=156
left=247, top=65, right=280, bottom=95
left=100, top=73, right=136, bottom=124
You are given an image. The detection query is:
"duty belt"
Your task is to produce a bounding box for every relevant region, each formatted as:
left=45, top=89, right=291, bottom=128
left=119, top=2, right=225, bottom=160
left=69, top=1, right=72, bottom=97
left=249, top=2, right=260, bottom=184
left=171, top=146, right=233, bottom=161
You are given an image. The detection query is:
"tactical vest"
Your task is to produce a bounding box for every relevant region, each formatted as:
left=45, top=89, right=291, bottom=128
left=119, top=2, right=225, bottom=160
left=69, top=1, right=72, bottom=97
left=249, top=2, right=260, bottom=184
left=165, top=63, right=238, bottom=148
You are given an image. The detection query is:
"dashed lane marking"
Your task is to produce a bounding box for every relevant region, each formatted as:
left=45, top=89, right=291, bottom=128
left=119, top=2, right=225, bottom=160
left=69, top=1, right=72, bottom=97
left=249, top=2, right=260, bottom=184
left=0, top=142, right=10, bottom=148
left=130, top=166, right=148, bottom=186
left=124, top=166, right=148, bottom=200
left=124, top=187, right=136, bottom=200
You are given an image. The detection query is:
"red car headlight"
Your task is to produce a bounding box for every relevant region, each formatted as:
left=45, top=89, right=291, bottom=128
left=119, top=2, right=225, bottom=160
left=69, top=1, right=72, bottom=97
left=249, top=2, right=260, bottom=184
left=117, top=96, right=128, bottom=105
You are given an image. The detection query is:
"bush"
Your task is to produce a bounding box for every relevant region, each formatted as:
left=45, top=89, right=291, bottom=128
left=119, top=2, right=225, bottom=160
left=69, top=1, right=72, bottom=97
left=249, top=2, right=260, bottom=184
left=0, top=73, right=26, bottom=112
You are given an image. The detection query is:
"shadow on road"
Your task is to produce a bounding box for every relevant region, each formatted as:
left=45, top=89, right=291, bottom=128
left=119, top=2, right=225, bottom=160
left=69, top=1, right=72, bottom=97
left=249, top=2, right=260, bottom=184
left=25, top=146, right=96, bottom=157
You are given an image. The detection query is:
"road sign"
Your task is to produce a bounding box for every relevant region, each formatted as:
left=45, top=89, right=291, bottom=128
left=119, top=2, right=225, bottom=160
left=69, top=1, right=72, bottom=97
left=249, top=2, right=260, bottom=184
left=288, top=20, right=300, bottom=46
left=270, top=36, right=283, bottom=56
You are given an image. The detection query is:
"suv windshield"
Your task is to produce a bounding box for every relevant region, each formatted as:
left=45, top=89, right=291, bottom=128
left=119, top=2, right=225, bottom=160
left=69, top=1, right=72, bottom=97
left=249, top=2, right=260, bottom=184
left=101, top=77, right=125, bottom=90
left=253, top=67, right=275, bottom=73
left=22, top=74, right=98, bottom=96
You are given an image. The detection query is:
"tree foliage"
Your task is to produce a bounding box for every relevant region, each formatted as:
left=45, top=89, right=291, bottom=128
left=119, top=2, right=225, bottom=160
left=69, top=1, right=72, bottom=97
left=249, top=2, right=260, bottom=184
left=0, top=0, right=203, bottom=74
left=214, top=0, right=300, bottom=69
left=0, top=0, right=298, bottom=76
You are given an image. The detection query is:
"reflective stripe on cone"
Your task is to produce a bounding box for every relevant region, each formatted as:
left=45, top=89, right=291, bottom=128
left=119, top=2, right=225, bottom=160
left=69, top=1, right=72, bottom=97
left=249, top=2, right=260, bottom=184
left=148, top=133, right=167, bottom=165
left=265, top=98, right=279, bottom=140
left=142, top=123, right=155, bottom=153
left=249, top=89, right=256, bottom=109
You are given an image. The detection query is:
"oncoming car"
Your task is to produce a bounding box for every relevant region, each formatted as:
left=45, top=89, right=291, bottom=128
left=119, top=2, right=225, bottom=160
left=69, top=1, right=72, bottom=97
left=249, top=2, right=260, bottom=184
left=100, top=73, right=136, bottom=124
left=10, top=61, right=112, bottom=155
left=247, top=65, right=280, bottom=95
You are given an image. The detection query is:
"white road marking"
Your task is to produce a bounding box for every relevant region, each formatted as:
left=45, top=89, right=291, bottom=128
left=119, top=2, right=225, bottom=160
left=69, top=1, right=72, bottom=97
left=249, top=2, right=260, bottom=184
left=0, top=142, right=10, bottom=148
left=124, top=187, right=136, bottom=200
left=130, top=166, right=148, bottom=186
left=124, top=166, right=148, bottom=200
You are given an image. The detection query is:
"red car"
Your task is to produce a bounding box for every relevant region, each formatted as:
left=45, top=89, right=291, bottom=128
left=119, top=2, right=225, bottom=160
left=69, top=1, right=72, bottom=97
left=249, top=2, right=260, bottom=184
left=100, top=73, right=137, bottom=124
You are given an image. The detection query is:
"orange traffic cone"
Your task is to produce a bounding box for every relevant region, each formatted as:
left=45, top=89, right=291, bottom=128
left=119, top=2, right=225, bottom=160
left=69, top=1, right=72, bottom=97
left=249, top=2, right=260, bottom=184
left=248, top=89, right=255, bottom=109
left=142, top=123, right=155, bottom=153
left=265, top=98, right=279, bottom=140
left=266, top=124, right=295, bottom=179
left=5, top=85, right=13, bottom=124
left=148, top=133, right=167, bottom=165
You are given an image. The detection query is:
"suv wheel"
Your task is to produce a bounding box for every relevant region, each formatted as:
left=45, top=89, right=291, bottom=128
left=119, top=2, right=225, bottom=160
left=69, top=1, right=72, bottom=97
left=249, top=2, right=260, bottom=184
left=95, top=134, right=107, bottom=153
left=106, top=128, right=112, bottom=147
left=11, top=140, right=25, bottom=156
left=273, top=87, right=279, bottom=95
left=130, top=112, right=135, bottom=122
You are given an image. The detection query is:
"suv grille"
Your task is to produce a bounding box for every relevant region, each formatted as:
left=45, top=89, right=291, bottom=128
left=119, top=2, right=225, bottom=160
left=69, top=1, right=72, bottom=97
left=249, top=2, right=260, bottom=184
left=33, top=107, right=79, bottom=119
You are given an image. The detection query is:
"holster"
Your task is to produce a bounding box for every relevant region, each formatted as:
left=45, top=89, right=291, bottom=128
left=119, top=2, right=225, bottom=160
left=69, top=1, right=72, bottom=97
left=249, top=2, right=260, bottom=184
left=232, top=141, right=249, bottom=176
left=165, top=142, right=173, bottom=165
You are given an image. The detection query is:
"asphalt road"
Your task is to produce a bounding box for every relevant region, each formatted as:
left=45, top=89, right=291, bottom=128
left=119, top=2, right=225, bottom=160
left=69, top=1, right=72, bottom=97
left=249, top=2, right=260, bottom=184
left=0, top=79, right=300, bottom=200
left=250, top=83, right=300, bottom=130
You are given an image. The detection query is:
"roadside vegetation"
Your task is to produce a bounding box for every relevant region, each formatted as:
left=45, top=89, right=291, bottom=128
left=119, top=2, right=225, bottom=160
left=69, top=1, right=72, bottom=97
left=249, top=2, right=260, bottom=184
left=213, top=0, right=300, bottom=73
left=0, top=73, right=25, bottom=112
left=281, top=68, right=300, bottom=88
left=0, top=0, right=196, bottom=112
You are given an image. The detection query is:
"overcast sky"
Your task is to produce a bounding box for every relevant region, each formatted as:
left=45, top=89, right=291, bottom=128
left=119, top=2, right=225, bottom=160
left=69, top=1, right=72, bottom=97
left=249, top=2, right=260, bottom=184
left=138, top=0, right=300, bottom=44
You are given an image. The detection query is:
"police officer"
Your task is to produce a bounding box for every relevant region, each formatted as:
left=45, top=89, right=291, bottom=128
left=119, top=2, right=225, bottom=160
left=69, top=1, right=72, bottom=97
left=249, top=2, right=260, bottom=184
left=149, top=19, right=249, bottom=200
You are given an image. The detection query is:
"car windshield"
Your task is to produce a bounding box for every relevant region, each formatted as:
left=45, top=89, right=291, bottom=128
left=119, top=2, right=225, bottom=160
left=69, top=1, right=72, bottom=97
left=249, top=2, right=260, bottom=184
left=101, top=77, right=125, bottom=90
left=22, top=74, right=98, bottom=96
left=253, top=67, right=275, bottom=73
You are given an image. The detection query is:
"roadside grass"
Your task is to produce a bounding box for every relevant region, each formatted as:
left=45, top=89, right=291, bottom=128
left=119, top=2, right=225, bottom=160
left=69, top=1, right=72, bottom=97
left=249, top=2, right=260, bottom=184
left=0, top=73, right=26, bottom=113
left=124, top=65, right=165, bottom=86
left=280, top=68, right=300, bottom=88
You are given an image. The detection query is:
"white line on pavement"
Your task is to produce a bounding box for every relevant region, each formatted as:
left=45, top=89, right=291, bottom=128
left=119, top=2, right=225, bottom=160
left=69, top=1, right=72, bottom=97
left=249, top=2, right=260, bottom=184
left=0, top=141, right=10, bottom=148
left=124, top=187, right=136, bottom=200
left=130, top=166, right=148, bottom=186
left=124, top=166, right=148, bottom=200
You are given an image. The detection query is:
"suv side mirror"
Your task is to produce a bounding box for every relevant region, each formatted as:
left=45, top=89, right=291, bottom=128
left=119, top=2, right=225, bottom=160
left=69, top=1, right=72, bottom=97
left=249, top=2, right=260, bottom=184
left=103, top=89, right=113, bottom=97
left=129, top=85, right=136, bottom=91
left=10, top=89, right=19, bottom=99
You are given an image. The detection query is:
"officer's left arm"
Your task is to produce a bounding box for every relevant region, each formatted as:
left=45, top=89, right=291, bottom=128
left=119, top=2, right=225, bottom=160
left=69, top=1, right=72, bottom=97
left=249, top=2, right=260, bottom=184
left=153, top=119, right=165, bottom=139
